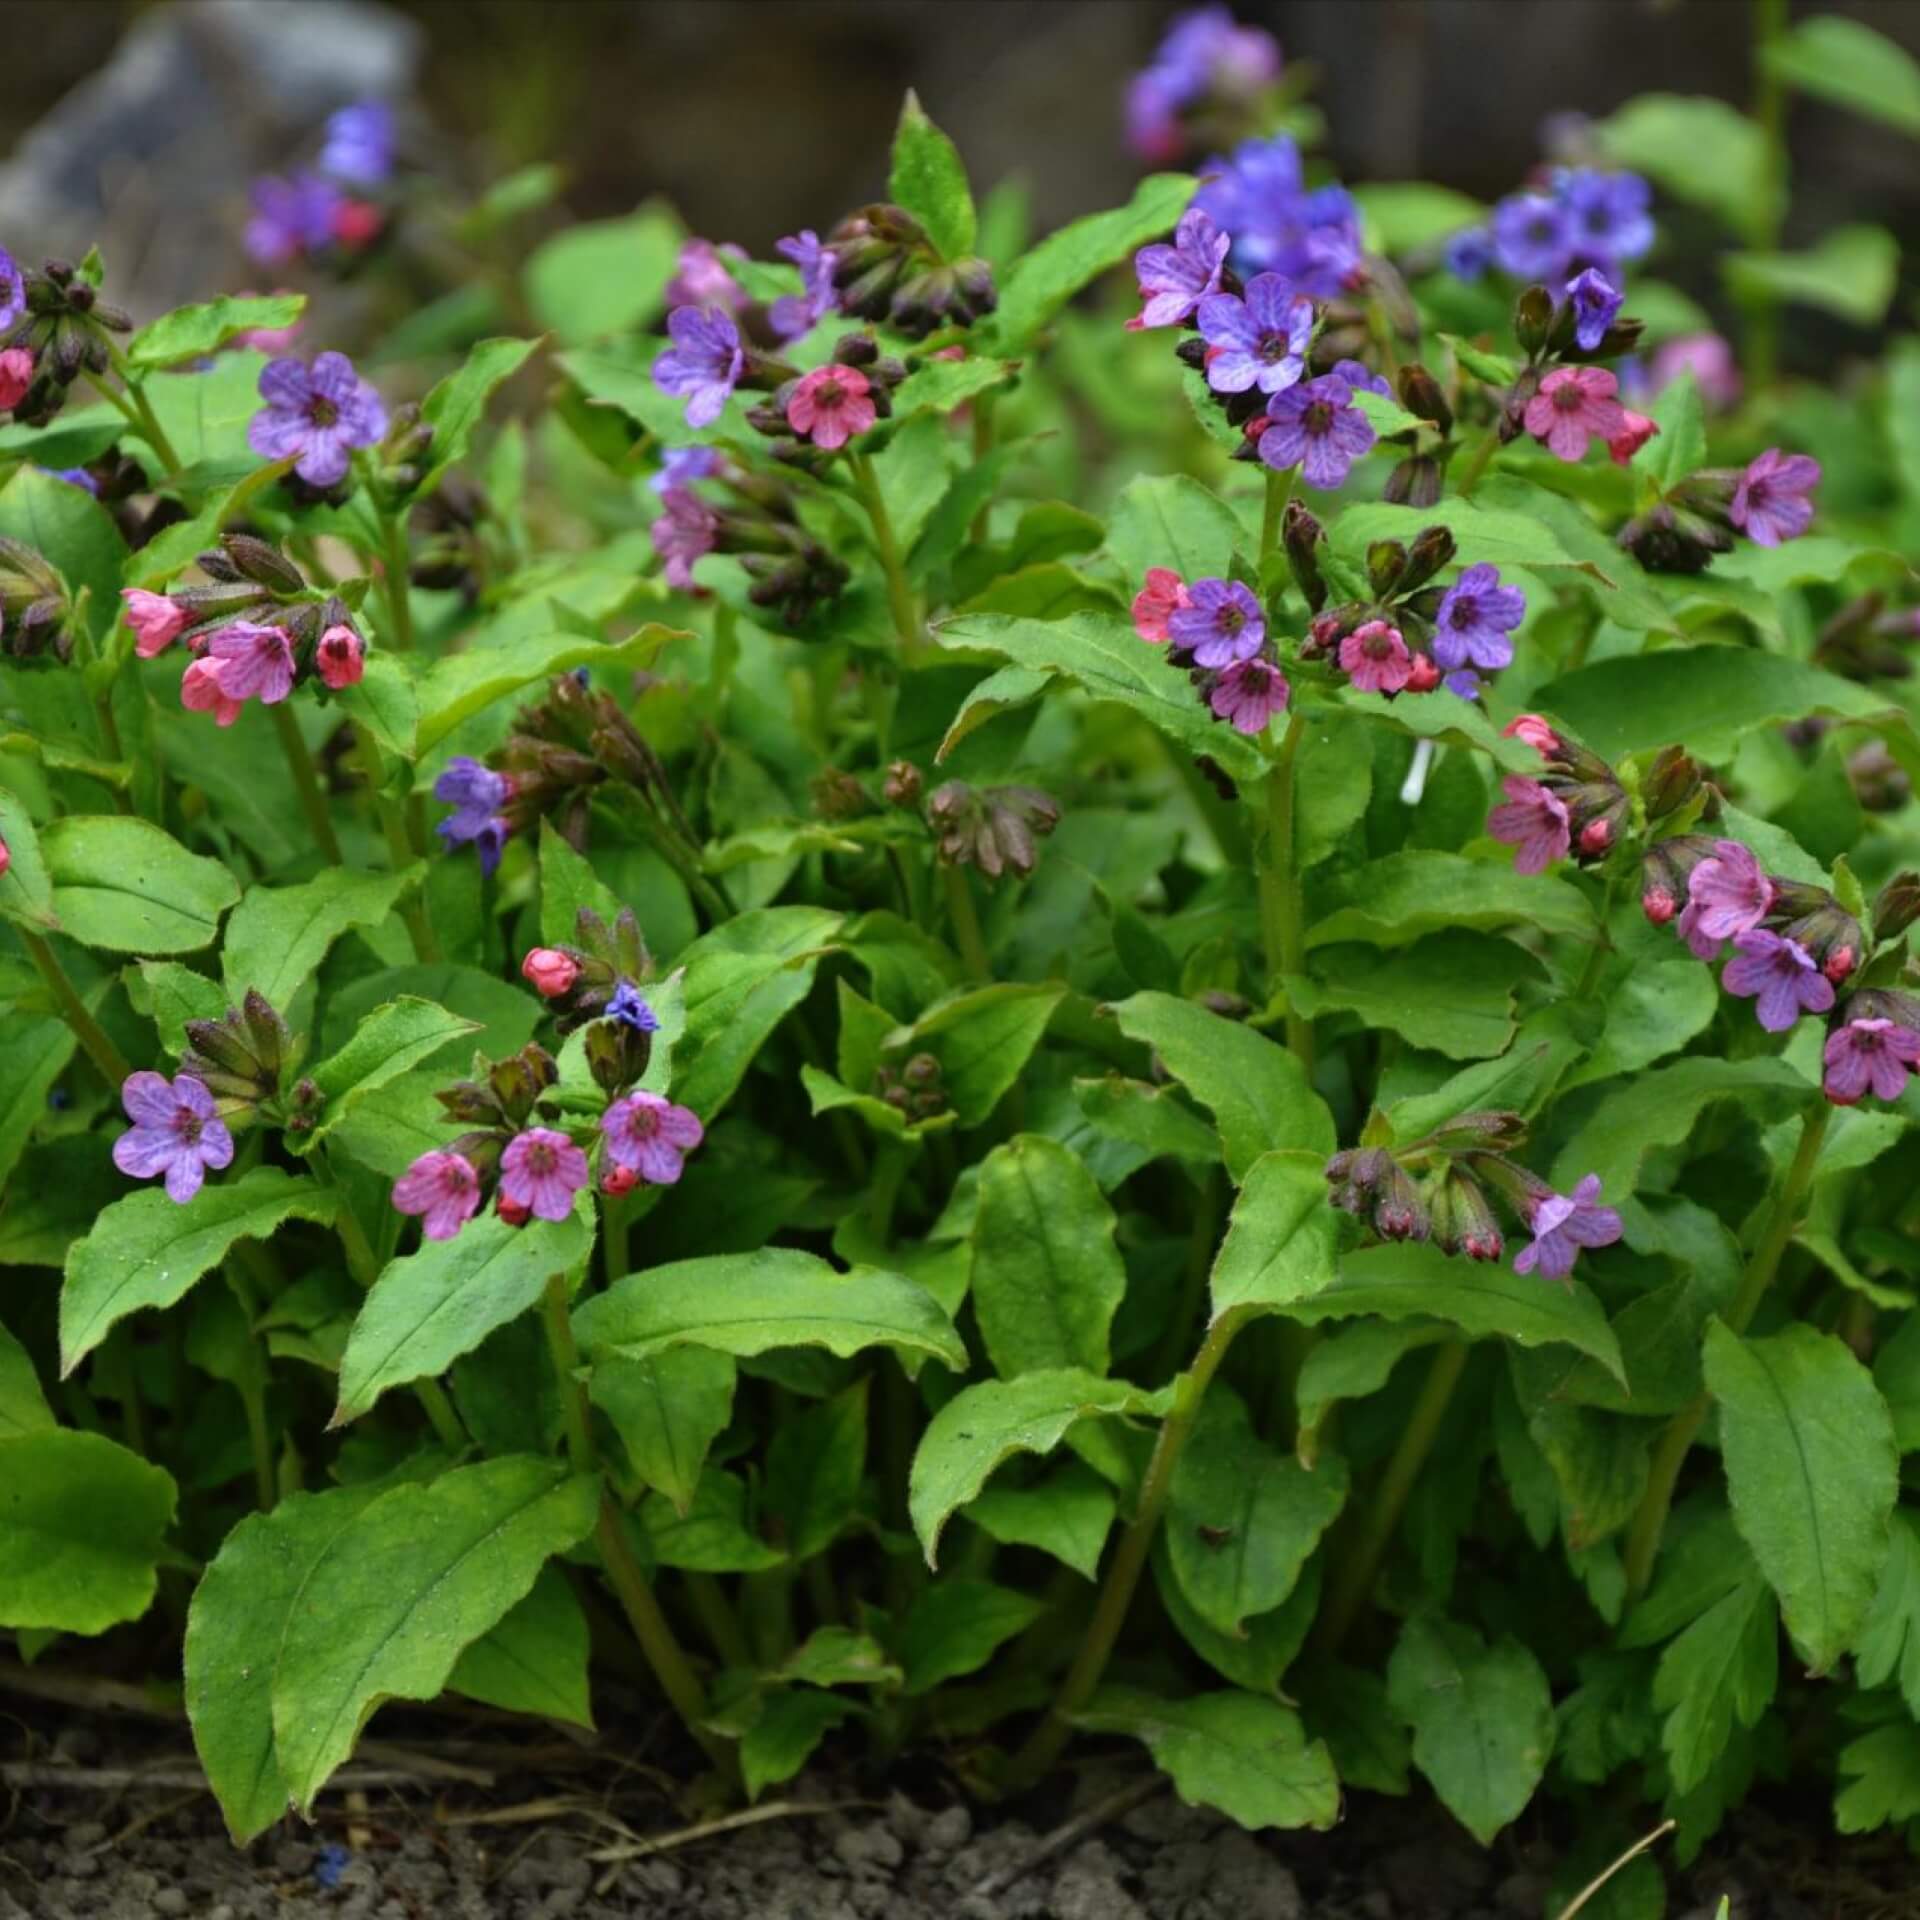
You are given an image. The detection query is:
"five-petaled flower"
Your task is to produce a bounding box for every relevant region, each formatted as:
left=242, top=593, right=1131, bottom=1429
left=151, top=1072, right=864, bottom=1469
left=205, top=621, right=296, bottom=707
left=1514, top=1174, right=1622, bottom=1281
left=1824, top=1019, right=1920, bottom=1106
left=434, top=756, right=513, bottom=874
left=1565, top=267, right=1622, bottom=352
left=1128, top=208, right=1231, bottom=331
left=1731, top=448, right=1820, bottom=548
left=1166, top=578, right=1264, bottom=668
left=1257, top=374, right=1376, bottom=489
left=1196, top=272, right=1313, bottom=395
left=1131, top=567, right=1191, bottom=645
left=1678, top=839, right=1771, bottom=961
left=1339, top=619, right=1413, bottom=695
left=1489, top=775, right=1571, bottom=875
left=121, top=589, right=190, bottom=658
left=498, top=1127, right=590, bottom=1222
left=392, top=1150, right=482, bottom=1241
left=1433, top=564, right=1525, bottom=675
left=601, top=1091, right=704, bottom=1187
left=653, top=306, right=745, bottom=429
left=1209, top=658, right=1290, bottom=734
left=113, top=1071, right=234, bottom=1205
left=786, top=365, right=877, bottom=450
left=1721, top=928, right=1834, bottom=1032
left=247, top=352, right=388, bottom=488
left=1523, top=366, right=1626, bottom=463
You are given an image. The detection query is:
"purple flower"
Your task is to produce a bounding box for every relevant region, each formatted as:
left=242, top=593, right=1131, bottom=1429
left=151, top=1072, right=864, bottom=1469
left=498, top=1127, right=589, bottom=1222
left=1444, top=669, right=1484, bottom=701
left=392, top=1150, right=481, bottom=1241
left=607, top=981, right=660, bottom=1033
left=1514, top=1174, right=1622, bottom=1281
left=649, top=445, right=721, bottom=495
left=1257, top=374, right=1376, bottom=489
left=770, top=230, right=838, bottom=340
left=1445, top=228, right=1494, bottom=281
left=1566, top=267, right=1623, bottom=352
left=1557, top=169, right=1654, bottom=270
left=247, top=352, right=388, bottom=487
left=320, top=101, right=395, bottom=187
left=1127, top=7, right=1280, bottom=158
left=245, top=173, right=343, bottom=268
left=649, top=487, right=719, bottom=589
left=0, top=245, right=22, bottom=332
left=1488, top=775, right=1570, bottom=875
left=665, top=239, right=748, bottom=313
left=1492, top=193, right=1575, bottom=281
left=1731, top=448, right=1820, bottom=549
left=1209, top=658, right=1290, bottom=734
left=1678, top=839, right=1771, bottom=961
left=43, top=466, right=100, bottom=494
left=652, top=307, right=745, bottom=430
left=1433, top=563, right=1526, bottom=674
left=205, top=621, right=295, bottom=705
left=113, top=1071, right=234, bottom=1205
left=1196, top=272, right=1313, bottom=395
left=1650, top=333, right=1740, bottom=412
left=1824, top=1019, right=1920, bottom=1106
left=1128, top=208, right=1231, bottom=331
left=1328, top=358, right=1391, bottom=398
left=1166, top=577, right=1264, bottom=668
left=600, top=1090, right=705, bottom=1186
left=1722, top=929, right=1835, bottom=1032
left=1191, top=136, right=1362, bottom=294
left=434, top=756, right=513, bottom=874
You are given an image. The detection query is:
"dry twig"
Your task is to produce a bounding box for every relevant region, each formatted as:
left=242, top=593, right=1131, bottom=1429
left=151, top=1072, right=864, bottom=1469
left=969, top=1773, right=1168, bottom=1900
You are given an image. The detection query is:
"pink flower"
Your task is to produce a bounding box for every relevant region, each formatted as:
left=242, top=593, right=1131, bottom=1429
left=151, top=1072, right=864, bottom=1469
left=1488, top=775, right=1571, bottom=874
left=498, top=1127, right=589, bottom=1221
left=600, top=1091, right=704, bottom=1187
left=392, top=1150, right=482, bottom=1241
left=786, top=365, right=877, bottom=451
left=0, top=832, right=9, bottom=879
left=520, top=948, right=580, bottom=998
left=1606, top=409, right=1658, bottom=466
left=1514, top=1174, right=1622, bottom=1281
left=1731, top=448, right=1820, bottom=549
left=181, top=656, right=242, bottom=727
left=1339, top=620, right=1412, bottom=694
left=1722, top=929, right=1834, bottom=1032
left=206, top=621, right=295, bottom=705
left=331, top=200, right=383, bottom=249
left=121, top=589, right=190, bottom=658
left=112, top=1071, right=234, bottom=1205
left=1824, top=1019, right=1920, bottom=1106
left=1650, top=333, right=1740, bottom=412
left=1208, top=658, right=1290, bottom=735
left=0, top=347, right=32, bottom=411
left=315, top=623, right=365, bottom=689
left=1522, top=366, right=1627, bottom=462
left=1678, top=838, right=1770, bottom=961
left=1502, top=713, right=1563, bottom=759
left=1131, top=567, right=1191, bottom=645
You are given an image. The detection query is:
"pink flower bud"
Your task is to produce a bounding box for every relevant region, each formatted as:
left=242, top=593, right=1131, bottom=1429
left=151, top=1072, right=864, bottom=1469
left=1606, top=409, right=1659, bottom=467
left=1825, top=944, right=1857, bottom=983
left=1241, top=413, right=1271, bottom=441
left=601, top=1162, right=639, bottom=1197
left=496, top=1192, right=532, bottom=1227
left=1404, top=652, right=1442, bottom=694
left=0, top=348, right=32, bottom=411
left=1461, top=1230, right=1503, bottom=1262
left=0, top=832, right=9, bottom=879
left=180, top=656, right=242, bottom=727
left=121, top=588, right=190, bottom=658
left=1642, top=885, right=1677, bottom=926
left=315, top=623, right=366, bottom=689
left=1579, top=818, right=1613, bottom=855
left=332, top=200, right=384, bottom=249
left=1502, top=713, right=1563, bottom=758
left=520, top=948, right=580, bottom=998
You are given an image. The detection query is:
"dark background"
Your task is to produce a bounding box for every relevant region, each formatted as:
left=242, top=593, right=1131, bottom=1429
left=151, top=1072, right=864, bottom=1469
left=0, top=0, right=1916, bottom=330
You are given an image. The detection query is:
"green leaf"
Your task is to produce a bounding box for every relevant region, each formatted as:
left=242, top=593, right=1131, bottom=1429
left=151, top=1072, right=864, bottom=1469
left=1208, top=1150, right=1339, bottom=1323
left=40, top=816, right=239, bottom=955
left=1074, top=1074, right=1221, bottom=1168
left=270, top=1456, right=598, bottom=1811
left=0, top=1017, right=77, bottom=1195
left=221, top=866, right=422, bottom=1008
left=1352, top=389, right=1425, bottom=440
left=1652, top=1571, right=1778, bottom=1796
left=764, top=1382, right=867, bottom=1561
left=1109, top=991, right=1334, bottom=1181
left=741, top=1690, right=856, bottom=1802
left=1644, top=370, right=1706, bottom=492
left=591, top=1347, right=736, bottom=1515
left=60, top=1169, right=338, bottom=1374
left=1167, top=1388, right=1347, bottom=1636
left=1295, top=1320, right=1451, bottom=1465
left=900, top=1578, right=1044, bottom=1694
left=333, top=653, right=418, bottom=762
left=1333, top=497, right=1619, bottom=588
left=1528, top=1403, right=1651, bottom=1550
left=1102, top=472, right=1243, bottom=590
left=446, top=1563, right=592, bottom=1728
left=418, top=337, right=540, bottom=496
left=1294, top=1660, right=1412, bottom=1795
left=1284, top=1240, right=1626, bottom=1381
left=1763, top=15, right=1920, bottom=137
left=778, top=1626, right=903, bottom=1690
left=1855, top=1511, right=1920, bottom=1718
left=1386, top=1617, right=1553, bottom=1845
left=971, top=1134, right=1126, bottom=1379
left=0, top=786, right=56, bottom=930
left=0, top=1428, right=176, bottom=1633
left=966, top=1461, right=1116, bottom=1582
left=1352, top=182, right=1487, bottom=253
left=889, top=90, right=976, bottom=260
left=1292, top=932, right=1536, bottom=1061
left=301, top=997, right=480, bottom=1141
left=131, top=960, right=229, bottom=1054
left=0, top=466, right=125, bottom=640
left=0, top=1323, right=51, bottom=1438
left=1307, top=852, right=1594, bottom=950
left=1154, top=1536, right=1321, bottom=1696
left=574, top=1247, right=965, bottom=1372
left=334, top=1208, right=592, bottom=1425
left=911, top=982, right=1065, bottom=1125
left=908, top=1368, right=1173, bottom=1565
left=1703, top=1320, right=1898, bottom=1672
left=126, top=294, right=306, bottom=367
left=1723, top=225, right=1900, bottom=326
left=1597, top=94, right=1776, bottom=243
left=525, top=203, right=684, bottom=345
left=636, top=1467, right=783, bottom=1572
left=1075, top=1686, right=1340, bottom=1832
left=989, top=173, right=1194, bottom=352
left=1836, top=1724, right=1920, bottom=1834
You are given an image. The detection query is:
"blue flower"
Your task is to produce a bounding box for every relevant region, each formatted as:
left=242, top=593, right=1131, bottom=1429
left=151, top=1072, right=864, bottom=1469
left=1444, top=228, right=1494, bottom=281
left=433, top=757, right=513, bottom=875
left=1566, top=267, right=1623, bottom=352
left=608, top=981, right=661, bottom=1034
left=1491, top=193, right=1573, bottom=282
left=320, top=101, right=394, bottom=187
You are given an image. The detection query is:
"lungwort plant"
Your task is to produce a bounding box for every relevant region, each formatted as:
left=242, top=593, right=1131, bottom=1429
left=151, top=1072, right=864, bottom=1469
left=5, top=12, right=1920, bottom=1890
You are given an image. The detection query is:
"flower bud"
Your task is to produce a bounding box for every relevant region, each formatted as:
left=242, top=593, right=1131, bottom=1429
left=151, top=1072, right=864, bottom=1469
left=1395, top=361, right=1453, bottom=435
left=1514, top=284, right=1555, bottom=355
left=1282, top=500, right=1327, bottom=612
left=1404, top=652, right=1442, bottom=694
left=1641, top=746, right=1703, bottom=822
left=221, top=533, right=305, bottom=594
left=315, top=623, right=365, bottom=690
left=602, top=1161, right=639, bottom=1197
left=1873, top=872, right=1920, bottom=944
left=521, top=948, right=581, bottom=998
left=1430, top=1169, right=1502, bottom=1261
left=1383, top=455, right=1443, bottom=508
left=883, top=759, right=922, bottom=808
left=497, top=1192, right=532, bottom=1227
left=1366, top=540, right=1409, bottom=600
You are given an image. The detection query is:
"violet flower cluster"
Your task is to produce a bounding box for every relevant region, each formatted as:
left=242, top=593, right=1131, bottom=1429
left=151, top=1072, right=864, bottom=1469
left=1126, top=5, right=1282, bottom=164
left=247, top=99, right=395, bottom=270
left=1446, top=167, right=1653, bottom=291
left=1190, top=134, right=1365, bottom=297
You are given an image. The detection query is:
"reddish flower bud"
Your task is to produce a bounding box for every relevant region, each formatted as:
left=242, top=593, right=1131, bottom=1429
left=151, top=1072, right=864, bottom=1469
left=1824, top=945, right=1857, bottom=984
left=1404, top=652, right=1442, bottom=694
left=1606, top=409, right=1659, bottom=466
left=0, top=348, right=33, bottom=411
left=1579, top=817, right=1613, bottom=856
left=1502, top=713, right=1563, bottom=759
left=521, top=948, right=581, bottom=998
left=601, top=1161, right=639, bottom=1196
left=332, top=200, right=384, bottom=249
left=315, top=622, right=365, bottom=689
left=0, top=831, right=9, bottom=879
left=496, top=1192, right=532, bottom=1226
left=1643, top=885, right=1677, bottom=926
left=121, top=588, right=190, bottom=658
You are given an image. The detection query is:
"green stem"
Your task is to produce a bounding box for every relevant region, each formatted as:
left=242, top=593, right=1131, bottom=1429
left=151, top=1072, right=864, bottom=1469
left=414, top=1377, right=469, bottom=1453
left=1004, top=1309, right=1250, bottom=1792
left=602, top=1191, right=631, bottom=1284
left=219, top=456, right=296, bottom=533
left=942, top=862, right=993, bottom=981
left=20, top=928, right=132, bottom=1083
left=1152, top=1166, right=1225, bottom=1384
left=1744, top=0, right=1790, bottom=390
left=1621, top=1098, right=1832, bottom=1598
left=381, top=512, right=416, bottom=652
left=1454, top=421, right=1503, bottom=500
left=91, top=688, right=132, bottom=811
left=1317, top=1339, right=1469, bottom=1654
left=1574, top=869, right=1623, bottom=1000
left=104, top=353, right=184, bottom=484
left=1257, top=716, right=1313, bottom=1074
left=353, top=726, right=440, bottom=963
left=850, top=451, right=921, bottom=662
left=222, top=1255, right=278, bottom=1510
left=969, top=392, right=999, bottom=543
left=1259, top=468, right=1295, bottom=574
left=542, top=1272, right=595, bottom=1473
left=270, top=701, right=343, bottom=865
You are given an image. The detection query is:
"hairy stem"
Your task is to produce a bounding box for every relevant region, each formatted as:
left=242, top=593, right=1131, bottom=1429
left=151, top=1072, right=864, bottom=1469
left=381, top=512, right=416, bottom=652
left=1257, top=715, right=1313, bottom=1074
left=1621, top=1097, right=1832, bottom=1598
left=20, top=928, right=132, bottom=1084
left=943, top=862, right=993, bottom=981
left=270, top=701, right=344, bottom=865
left=1259, top=467, right=1295, bottom=575
left=1455, top=421, right=1503, bottom=500
left=352, top=726, right=440, bottom=963
left=850, top=451, right=921, bottom=662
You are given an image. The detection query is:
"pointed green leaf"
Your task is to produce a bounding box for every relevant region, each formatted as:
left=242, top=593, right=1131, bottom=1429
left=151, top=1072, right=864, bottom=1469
left=302, top=997, right=480, bottom=1141
left=591, top=1346, right=736, bottom=1515
left=127, top=294, right=306, bottom=367
left=900, top=1578, right=1045, bottom=1694
left=222, top=866, right=424, bottom=1009
left=0, top=1324, right=52, bottom=1438
left=418, top=337, right=540, bottom=495
left=447, top=1563, right=593, bottom=1728
left=41, top=816, right=239, bottom=954
left=965, top=1461, right=1116, bottom=1582
left=1208, top=1150, right=1339, bottom=1324
left=742, top=1690, right=856, bottom=1803
left=911, top=982, right=1064, bottom=1125
left=0, top=785, right=56, bottom=930
left=889, top=90, right=976, bottom=260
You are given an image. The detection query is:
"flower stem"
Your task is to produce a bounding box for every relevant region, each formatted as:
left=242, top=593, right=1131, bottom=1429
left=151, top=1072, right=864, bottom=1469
left=352, top=725, right=440, bottom=964
left=1259, top=468, right=1295, bottom=575
left=270, top=701, right=344, bottom=865
left=1258, top=714, right=1313, bottom=1074
left=849, top=450, right=921, bottom=662
left=1317, top=1338, right=1469, bottom=1654
left=19, top=927, right=132, bottom=1084
left=1003, top=1307, right=1251, bottom=1792
left=1455, top=421, right=1503, bottom=500
left=1620, top=1097, right=1831, bottom=1599
left=942, top=862, right=992, bottom=981
left=380, top=512, right=415, bottom=652
left=969, top=392, right=999, bottom=543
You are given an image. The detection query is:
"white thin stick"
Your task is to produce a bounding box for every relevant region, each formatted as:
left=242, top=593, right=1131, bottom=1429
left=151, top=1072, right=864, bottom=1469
left=1554, top=1818, right=1677, bottom=1920
left=1400, top=736, right=1437, bottom=805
